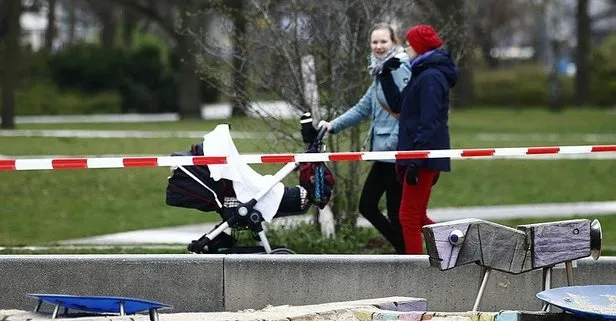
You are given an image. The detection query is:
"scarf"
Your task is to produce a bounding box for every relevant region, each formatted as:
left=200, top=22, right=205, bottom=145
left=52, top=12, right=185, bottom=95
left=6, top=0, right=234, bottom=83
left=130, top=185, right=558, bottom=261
left=367, top=46, right=404, bottom=77
left=409, top=49, right=437, bottom=69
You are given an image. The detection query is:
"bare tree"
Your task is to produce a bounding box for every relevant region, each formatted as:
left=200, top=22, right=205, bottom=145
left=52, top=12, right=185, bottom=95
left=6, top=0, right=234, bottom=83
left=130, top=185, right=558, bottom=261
left=468, top=0, right=528, bottom=69
left=86, top=1, right=119, bottom=49
left=111, top=0, right=210, bottom=118
left=191, top=0, right=425, bottom=231
left=414, top=0, right=475, bottom=108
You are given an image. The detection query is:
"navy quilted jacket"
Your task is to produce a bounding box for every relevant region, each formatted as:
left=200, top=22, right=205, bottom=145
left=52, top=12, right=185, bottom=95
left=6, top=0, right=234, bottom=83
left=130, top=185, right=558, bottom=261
left=379, top=49, right=458, bottom=171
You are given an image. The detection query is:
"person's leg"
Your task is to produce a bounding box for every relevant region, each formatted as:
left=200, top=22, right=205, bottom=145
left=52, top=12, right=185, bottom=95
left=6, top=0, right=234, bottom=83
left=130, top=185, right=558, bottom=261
left=420, top=172, right=440, bottom=226
left=359, top=162, right=399, bottom=250
left=382, top=162, right=405, bottom=254
left=399, top=168, right=439, bottom=254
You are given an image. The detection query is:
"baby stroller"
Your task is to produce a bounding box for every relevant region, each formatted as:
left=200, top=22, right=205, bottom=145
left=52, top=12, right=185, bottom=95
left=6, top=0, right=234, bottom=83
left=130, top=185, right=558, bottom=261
left=165, top=113, right=335, bottom=254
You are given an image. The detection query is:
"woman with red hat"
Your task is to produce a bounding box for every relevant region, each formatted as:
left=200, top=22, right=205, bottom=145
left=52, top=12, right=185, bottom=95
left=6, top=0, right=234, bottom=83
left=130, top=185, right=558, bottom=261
left=378, top=24, right=459, bottom=254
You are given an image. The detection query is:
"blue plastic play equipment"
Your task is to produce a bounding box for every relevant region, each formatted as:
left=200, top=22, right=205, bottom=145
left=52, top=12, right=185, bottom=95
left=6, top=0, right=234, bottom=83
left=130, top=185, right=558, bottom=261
left=28, top=293, right=172, bottom=321
left=536, top=285, right=616, bottom=320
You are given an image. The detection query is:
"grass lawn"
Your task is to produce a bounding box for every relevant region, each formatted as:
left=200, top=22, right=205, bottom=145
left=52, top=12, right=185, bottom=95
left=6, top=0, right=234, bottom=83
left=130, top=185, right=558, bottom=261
left=1, top=107, right=615, bottom=248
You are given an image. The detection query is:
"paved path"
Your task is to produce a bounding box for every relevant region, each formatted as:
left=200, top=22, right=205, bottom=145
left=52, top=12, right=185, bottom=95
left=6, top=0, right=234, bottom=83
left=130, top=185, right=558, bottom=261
left=60, top=200, right=616, bottom=245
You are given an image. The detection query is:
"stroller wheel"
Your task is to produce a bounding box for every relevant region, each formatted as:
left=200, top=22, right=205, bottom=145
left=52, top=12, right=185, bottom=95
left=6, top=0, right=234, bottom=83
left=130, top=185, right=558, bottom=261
left=270, top=247, right=296, bottom=254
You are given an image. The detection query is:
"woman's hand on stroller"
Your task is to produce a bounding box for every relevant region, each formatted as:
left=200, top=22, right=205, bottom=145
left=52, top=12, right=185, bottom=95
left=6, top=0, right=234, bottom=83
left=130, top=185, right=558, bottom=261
left=318, top=120, right=334, bottom=133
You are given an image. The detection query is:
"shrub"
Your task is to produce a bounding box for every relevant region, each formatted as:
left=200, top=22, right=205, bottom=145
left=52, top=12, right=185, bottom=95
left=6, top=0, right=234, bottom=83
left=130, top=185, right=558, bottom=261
left=120, top=45, right=179, bottom=113
left=474, top=64, right=574, bottom=107
left=234, top=222, right=395, bottom=254
left=11, top=82, right=121, bottom=115
left=590, top=34, right=616, bottom=106
left=49, top=43, right=127, bottom=93
left=48, top=43, right=180, bottom=113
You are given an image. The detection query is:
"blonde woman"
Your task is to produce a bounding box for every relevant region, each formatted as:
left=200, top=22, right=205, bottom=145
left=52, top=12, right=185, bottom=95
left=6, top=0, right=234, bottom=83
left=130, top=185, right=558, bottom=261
left=319, top=23, right=411, bottom=253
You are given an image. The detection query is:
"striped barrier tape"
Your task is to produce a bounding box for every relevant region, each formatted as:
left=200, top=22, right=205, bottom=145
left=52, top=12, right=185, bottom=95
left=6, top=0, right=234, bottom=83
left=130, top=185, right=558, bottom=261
left=1, top=144, right=616, bottom=171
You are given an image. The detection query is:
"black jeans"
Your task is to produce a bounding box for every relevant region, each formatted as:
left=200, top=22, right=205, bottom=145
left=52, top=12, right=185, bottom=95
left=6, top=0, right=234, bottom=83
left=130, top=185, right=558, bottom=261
left=359, top=161, right=404, bottom=253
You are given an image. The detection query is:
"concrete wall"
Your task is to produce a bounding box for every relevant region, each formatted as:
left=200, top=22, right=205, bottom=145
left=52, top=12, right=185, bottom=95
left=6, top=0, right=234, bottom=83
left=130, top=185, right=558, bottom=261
left=1, top=254, right=614, bottom=313
left=0, top=255, right=225, bottom=312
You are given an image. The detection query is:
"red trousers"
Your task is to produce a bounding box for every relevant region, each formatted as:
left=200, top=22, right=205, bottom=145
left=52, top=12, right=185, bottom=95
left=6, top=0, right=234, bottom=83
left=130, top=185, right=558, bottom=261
left=399, top=168, right=439, bottom=254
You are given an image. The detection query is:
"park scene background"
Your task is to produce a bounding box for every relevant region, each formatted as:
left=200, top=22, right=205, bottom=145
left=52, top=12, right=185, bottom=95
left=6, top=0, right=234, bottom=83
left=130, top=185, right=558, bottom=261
left=0, top=0, right=615, bottom=254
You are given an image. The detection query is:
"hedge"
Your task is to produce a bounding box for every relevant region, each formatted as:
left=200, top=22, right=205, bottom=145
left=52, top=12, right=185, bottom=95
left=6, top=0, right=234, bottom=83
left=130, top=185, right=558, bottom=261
left=9, top=82, right=122, bottom=115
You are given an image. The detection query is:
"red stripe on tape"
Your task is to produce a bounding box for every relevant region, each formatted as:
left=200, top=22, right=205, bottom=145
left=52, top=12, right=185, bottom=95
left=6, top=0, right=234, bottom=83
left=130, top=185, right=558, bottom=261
left=527, top=147, right=560, bottom=154
left=461, top=149, right=495, bottom=157
left=193, top=156, right=227, bottom=165
left=329, top=153, right=363, bottom=161
left=592, top=145, right=616, bottom=152
left=261, top=154, right=295, bottom=163
left=0, top=160, right=16, bottom=171
left=52, top=158, right=87, bottom=169
left=396, top=151, right=430, bottom=159
left=123, top=157, right=158, bottom=167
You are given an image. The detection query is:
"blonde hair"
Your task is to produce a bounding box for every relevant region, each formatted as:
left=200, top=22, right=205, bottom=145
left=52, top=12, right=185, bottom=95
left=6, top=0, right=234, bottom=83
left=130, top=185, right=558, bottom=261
left=369, top=22, right=400, bottom=45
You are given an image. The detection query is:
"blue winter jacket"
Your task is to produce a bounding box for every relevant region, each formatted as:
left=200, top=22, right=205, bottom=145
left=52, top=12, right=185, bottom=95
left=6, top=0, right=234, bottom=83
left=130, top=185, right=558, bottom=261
left=331, top=55, right=412, bottom=163
left=379, top=49, right=458, bottom=171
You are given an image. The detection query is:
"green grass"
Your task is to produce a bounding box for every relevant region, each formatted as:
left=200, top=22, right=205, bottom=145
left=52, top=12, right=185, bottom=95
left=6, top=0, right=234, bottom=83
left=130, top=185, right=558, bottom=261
left=14, top=117, right=283, bottom=132
left=0, top=107, right=615, bottom=248
left=15, top=108, right=616, bottom=134
left=449, top=108, right=616, bottom=134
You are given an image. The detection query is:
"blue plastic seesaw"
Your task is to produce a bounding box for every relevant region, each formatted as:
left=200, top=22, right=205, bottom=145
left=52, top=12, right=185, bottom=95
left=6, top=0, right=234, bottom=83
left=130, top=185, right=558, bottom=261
left=28, top=293, right=172, bottom=321
left=536, top=285, right=616, bottom=320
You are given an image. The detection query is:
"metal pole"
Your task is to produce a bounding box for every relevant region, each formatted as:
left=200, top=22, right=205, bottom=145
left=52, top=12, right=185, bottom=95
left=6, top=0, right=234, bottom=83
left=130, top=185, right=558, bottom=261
left=542, top=267, right=553, bottom=312
left=34, top=300, right=42, bottom=312
left=565, top=261, right=574, bottom=286
left=119, top=302, right=125, bottom=316
left=51, top=303, right=60, bottom=319
left=149, top=308, right=160, bottom=321
left=258, top=230, right=272, bottom=253
left=472, top=267, right=491, bottom=312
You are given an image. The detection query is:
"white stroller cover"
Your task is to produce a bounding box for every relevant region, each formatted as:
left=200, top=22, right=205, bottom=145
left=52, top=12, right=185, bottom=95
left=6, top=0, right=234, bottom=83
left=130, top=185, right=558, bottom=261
left=201, top=124, right=285, bottom=222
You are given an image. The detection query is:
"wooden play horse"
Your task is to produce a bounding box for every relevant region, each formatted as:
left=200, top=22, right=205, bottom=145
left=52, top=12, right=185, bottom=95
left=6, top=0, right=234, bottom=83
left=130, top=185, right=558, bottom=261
left=422, top=218, right=603, bottom=312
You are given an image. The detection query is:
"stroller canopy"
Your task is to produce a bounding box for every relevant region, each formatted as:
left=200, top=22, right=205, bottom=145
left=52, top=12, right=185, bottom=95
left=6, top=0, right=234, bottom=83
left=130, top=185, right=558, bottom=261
left=197, top=124, right=285, bottom=222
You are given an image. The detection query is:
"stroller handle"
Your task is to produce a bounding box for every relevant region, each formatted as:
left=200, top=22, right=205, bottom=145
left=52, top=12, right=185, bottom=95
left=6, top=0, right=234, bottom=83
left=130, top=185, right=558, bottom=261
left=315, top=125, right=328, bottom=143
left=306, top=125, right=328, bottom=153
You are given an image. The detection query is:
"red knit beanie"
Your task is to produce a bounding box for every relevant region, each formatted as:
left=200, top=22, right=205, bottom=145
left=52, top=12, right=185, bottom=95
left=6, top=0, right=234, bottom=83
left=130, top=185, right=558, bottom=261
left=405, top=25, right=443, bottom=55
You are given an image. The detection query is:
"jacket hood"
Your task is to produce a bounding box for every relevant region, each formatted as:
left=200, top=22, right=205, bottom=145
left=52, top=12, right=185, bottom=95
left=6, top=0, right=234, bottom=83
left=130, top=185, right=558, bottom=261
left=412, top=49, right=458, bottom=88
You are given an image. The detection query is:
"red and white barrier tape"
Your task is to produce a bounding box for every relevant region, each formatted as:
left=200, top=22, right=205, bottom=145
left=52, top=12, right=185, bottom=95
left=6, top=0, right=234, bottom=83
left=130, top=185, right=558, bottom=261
left=1, top=144, right=616, bottom=171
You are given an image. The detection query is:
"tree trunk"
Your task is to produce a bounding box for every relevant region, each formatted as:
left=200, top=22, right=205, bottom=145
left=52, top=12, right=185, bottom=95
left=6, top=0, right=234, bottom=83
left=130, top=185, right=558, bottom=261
left=549, top=40, right=564, bottom=112
left=480, top=40, right=499, bottom=69
left=98, top=6, right=117, bottom=49
left=44, top=0, right=57, bottom=51
left=176, top=33, right=201, bottom=119
left=0, top=0, right=9, bottom=39
left=230, top=0, right=248, bottom=116
left=121, top=10, right=137, bottom=50
left=1, top=0, right=21, bottom=129
left=575, top=0, right=590, bottom=106
left=429, top=0, right=475, bottom=109
left=67, top=3, right=76, bottom=44
left=334, top=2, right=367, bottom=230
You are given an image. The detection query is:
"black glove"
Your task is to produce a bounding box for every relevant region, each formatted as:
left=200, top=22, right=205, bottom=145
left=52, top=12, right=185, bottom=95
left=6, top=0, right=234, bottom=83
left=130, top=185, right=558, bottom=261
left=300, top=112, right=318, bottom=144
left=381, top=57, right=402, bottom=74
left=405, top=164, right=419, bottom=185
